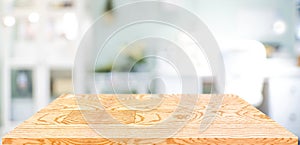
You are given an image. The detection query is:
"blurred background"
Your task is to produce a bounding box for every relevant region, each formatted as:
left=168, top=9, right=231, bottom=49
left=1, top=0, right=300, bottom=142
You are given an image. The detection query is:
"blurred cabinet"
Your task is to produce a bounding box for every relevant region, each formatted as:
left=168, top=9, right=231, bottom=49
left=268, top=77, right=300, bottom=137
left=94, top=73, right=204, bottom=94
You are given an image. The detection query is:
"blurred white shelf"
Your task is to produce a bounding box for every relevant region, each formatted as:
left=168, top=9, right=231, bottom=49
left=0, top=0, right=85, bottom=136
left=47, top=58, right=74, bottom=69
left=10, top=9, right=78, bottom=17
left=9, top=58, right=37, bottom=68
left=8, top=58, right=73, bottom=69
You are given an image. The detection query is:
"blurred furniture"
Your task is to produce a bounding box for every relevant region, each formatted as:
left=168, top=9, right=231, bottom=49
left=266, top=58, right=300, bottom=138
left=0, top=0, right=85, bottom=133
left=220, top=39, right=266, bottom=106
left=2, top=94, right=297, bottom=144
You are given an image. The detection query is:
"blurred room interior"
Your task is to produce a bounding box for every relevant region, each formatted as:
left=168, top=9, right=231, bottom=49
left=1, top=0, right=300, bottom=142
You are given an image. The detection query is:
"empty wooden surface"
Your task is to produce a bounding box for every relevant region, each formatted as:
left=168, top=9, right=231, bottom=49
left=2, top=94, right=298, bottom=145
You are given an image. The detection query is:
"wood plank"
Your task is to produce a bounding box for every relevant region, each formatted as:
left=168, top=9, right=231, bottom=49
left=2, top=94, right=298, bottom=144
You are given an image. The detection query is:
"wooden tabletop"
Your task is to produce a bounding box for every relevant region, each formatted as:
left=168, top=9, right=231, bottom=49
left=2, top=94, right=298, bottom=145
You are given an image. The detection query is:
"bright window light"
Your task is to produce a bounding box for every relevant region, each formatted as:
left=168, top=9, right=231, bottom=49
left=3, top=16, right=16, bottom=27
left=28, top=12, right=40, bottom=23
left=273, top=20, right=286, bottom=34
left=63, top=12, right=78, bottom=40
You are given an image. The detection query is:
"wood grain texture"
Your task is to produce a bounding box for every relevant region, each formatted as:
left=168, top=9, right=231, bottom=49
left=2, top=94, right=298, bottom=145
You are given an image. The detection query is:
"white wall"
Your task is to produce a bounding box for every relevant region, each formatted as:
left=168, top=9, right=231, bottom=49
left=188, top=0, right=296, bottom=53
left=0, top=0, right=3, bottom=127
